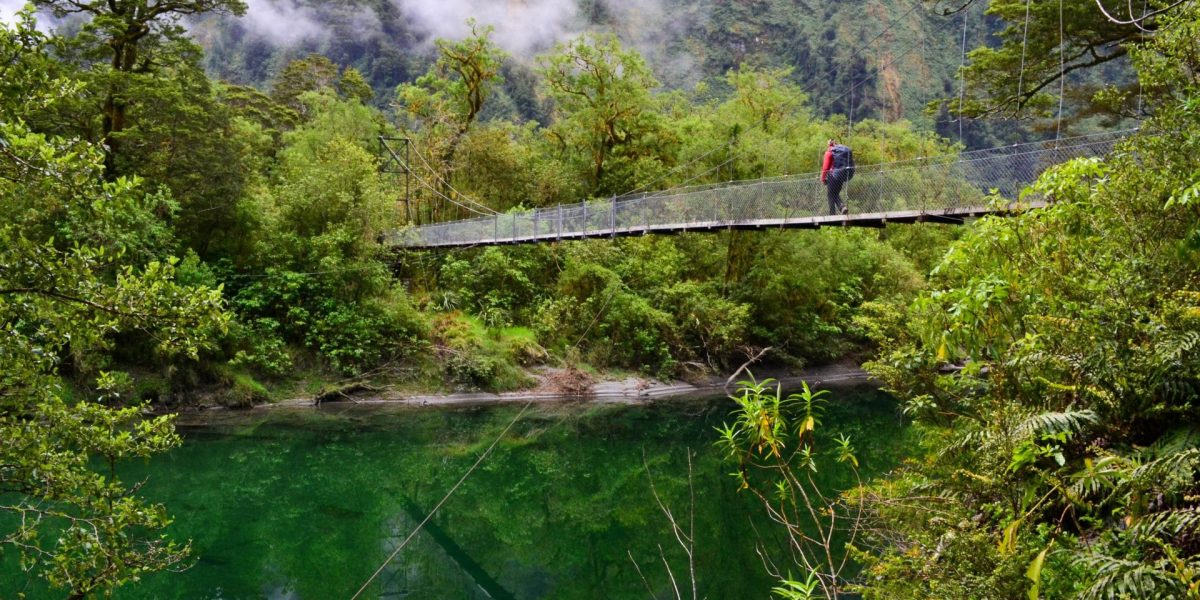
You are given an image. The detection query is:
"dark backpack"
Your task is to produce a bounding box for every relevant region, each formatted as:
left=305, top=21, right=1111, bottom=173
left=831, top=144, right=855, bottom=181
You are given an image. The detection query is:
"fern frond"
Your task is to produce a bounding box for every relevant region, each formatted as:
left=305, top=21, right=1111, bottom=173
left=1129, top=508, right=1200, bottom=540
left=1130, top=448, right=1200, bottom=484
left=1068, top=454, right=1130, bottom=504
left=1142, top=428, right=1200, bottom=460
left=1012, top=409, right=1098, bottom=439
left=1154, top=330, right=1200, bottom=364
left=1076, top=552, right=1186, bottom=600
left=938, top=428, right=989, bottom=459
left=1154, top=376, right=1200, bottom=407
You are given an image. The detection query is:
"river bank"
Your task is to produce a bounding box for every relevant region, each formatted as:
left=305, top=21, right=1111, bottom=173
left=248, top=359, right=874, bottom=411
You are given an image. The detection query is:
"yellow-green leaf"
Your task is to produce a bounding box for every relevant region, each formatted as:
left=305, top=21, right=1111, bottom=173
left=1026, top=542, right=1053, bottom=600
left=999, top=517, right=1023, bottom=555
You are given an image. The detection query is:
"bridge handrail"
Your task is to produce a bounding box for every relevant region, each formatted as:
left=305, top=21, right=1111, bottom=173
left=387, top=131, right=1130, bottom=249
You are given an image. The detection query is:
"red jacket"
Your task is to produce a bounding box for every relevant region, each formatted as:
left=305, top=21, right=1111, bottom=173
left=821, top=146, right=834, bottom=184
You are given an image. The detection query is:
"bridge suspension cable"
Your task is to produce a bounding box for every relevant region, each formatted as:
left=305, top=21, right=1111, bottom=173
left=957, top=4, right=969, bottom=144
left=407, top=140, right=499, bottom=217
left=388, top=129, right=1130, bottom=250
left=349, top=399, right=534, bottom=600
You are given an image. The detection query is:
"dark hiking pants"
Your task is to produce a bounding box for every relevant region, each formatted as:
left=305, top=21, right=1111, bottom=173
left=826, top=171, right=846, bottom=215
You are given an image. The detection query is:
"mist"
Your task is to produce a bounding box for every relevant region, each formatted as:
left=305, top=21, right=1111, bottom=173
left=393, top=0, right=580, bottom=56
left=0, top=0, right=35, bottom=25
left=393, top=0, right=703, bottom=83
left=0, top=0, right=708, bottom=88
left=239, top=0, right=327, bottom=45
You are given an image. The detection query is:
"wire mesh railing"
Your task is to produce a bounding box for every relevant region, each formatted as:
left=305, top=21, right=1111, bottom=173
left=385, top=130, right=1130, bottom=249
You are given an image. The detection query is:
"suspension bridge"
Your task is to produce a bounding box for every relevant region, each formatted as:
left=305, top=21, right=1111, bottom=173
left=384, top=130, right=1128, bottom=250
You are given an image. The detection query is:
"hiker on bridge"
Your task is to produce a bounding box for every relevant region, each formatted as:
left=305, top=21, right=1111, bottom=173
left=821, top=139, right=855, bottom=215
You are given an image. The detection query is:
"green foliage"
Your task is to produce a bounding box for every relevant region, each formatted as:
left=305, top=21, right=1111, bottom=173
left=229, top=317, right=293, bottom=376
left=438, top=246, right=551, bottom=326
left=428, top=312, right=535, bottom=391
left=1, top=15, right=229, bottom=595
left=396, top=23, right=507, bottom=223
left=215, top=94, right=425, bottom=375
left=338, top=66, right=374, bottom=104
left=211, top=366, right=271, bottom=408
left=33, top=0, right=247, bottom=174
left=229, top=269, right=426, bottom=375
left=398, top=22, right=504, bottom=132
left=219, top=82, right=300, bottom=138
left=717, top=378, right=862, bottom=598
left=774, top=572, right=822, bottom=600
left=538, top=33, right=672, bottom=197
left=733, top=229, right=925, bottom=364
left=271, top=54, right=340, bottom=114
left=856, top=7, right=1200, bottom=598
left=662, top=280, right=751, bottom=365
left=111, top=46, right=261, bottom=258
left=536, top=259, right=678, bottom=378
left=945, top=0, right=1138, bottom=121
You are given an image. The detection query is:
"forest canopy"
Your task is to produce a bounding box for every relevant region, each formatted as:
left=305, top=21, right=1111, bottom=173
left=1, top=0, right=1197, bottom=597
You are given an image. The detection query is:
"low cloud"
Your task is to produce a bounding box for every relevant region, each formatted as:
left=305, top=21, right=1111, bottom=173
left=394, top=0, right=581, bottom=57
left=600, top=0, right=702, bottom=85
left=0, top=1, right=39, bottom=26
left=238, top=0, right=328, bottom=45
left=0, top=1, right=65, bottom=35
left=392, top=0, right=703, bottom=84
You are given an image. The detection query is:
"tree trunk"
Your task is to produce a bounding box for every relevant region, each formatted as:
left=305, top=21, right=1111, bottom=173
left=101, top=29, right=143, bottom=179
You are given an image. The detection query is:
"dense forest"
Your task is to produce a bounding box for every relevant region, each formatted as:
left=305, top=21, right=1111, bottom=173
left=1, top=0, right=1197, bottom=598
left=188, top=0, right=970, bottom=123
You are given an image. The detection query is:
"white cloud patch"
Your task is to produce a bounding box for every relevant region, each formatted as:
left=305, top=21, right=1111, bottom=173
left=600, top=0, right=703, bottom=86
left=394, top=0, right=581, bottom=57
left=391, top=0, right=702, bottom=84
left=0, top=0, right=35, bottom=26
left=234, top=0, right=383, bottom=47
left=239, top=0, right=329, bottom=45
left=0, top=1, right=61, bottom=34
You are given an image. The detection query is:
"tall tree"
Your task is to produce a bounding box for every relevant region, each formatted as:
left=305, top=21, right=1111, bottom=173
left=114, top=46, right=258, bottom=258
left=0, top=13, right=228, bottom=597
left=404, top=22, right=505, bottom=135
left=338, top=66, right=374, bottom=104
left=271, top=53, right=340, bottom=115
left=538, top=33, right=669, bottom=197
left=397, top=22, right=505, bottom=221
left=938, top=0, right=1188, bottom=122
left=34, top=0, right=246, bottom=174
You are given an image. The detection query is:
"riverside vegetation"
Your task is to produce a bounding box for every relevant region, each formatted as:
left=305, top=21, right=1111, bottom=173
left=1, top=0, right=1198, bottom=598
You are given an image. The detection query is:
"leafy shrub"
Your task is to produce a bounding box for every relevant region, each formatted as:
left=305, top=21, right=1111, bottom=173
left=438, top=246, right=551, bottom=323
left=428, top=312, right=532, bottom=391
left=230, top=269, right=426, bottom=375
left=229, top=318, right=293, bottom=376
left=537, top=262, right=678, bottom=377
left=661, top=281, right=751, bottom=367
left=444, top=351, right=498, bottom=388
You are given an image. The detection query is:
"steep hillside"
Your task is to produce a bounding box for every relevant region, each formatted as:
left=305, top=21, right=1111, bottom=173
left=188, top=0, right=995, bottom=130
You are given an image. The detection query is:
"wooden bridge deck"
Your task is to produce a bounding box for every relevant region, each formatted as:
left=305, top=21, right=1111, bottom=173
left=400, top=205, right=1034, bottom=249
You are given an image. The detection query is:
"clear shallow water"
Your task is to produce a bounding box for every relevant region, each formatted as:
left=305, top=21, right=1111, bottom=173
left=5, top=387, right=907, bottom=599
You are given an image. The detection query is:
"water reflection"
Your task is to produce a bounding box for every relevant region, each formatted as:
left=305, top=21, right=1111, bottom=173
left=5, top=389, right=905, bottom=599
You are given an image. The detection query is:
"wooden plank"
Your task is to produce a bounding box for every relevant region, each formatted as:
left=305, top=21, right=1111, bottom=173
left=392, top=205, right=1028, bottom=249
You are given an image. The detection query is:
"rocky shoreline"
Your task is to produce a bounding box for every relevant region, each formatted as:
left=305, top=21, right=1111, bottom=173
left=263, top=360, right=876, bottom=410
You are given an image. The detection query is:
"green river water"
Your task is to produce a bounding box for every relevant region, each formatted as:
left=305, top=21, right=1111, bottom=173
left=5, top=386, right=907, bottom=599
